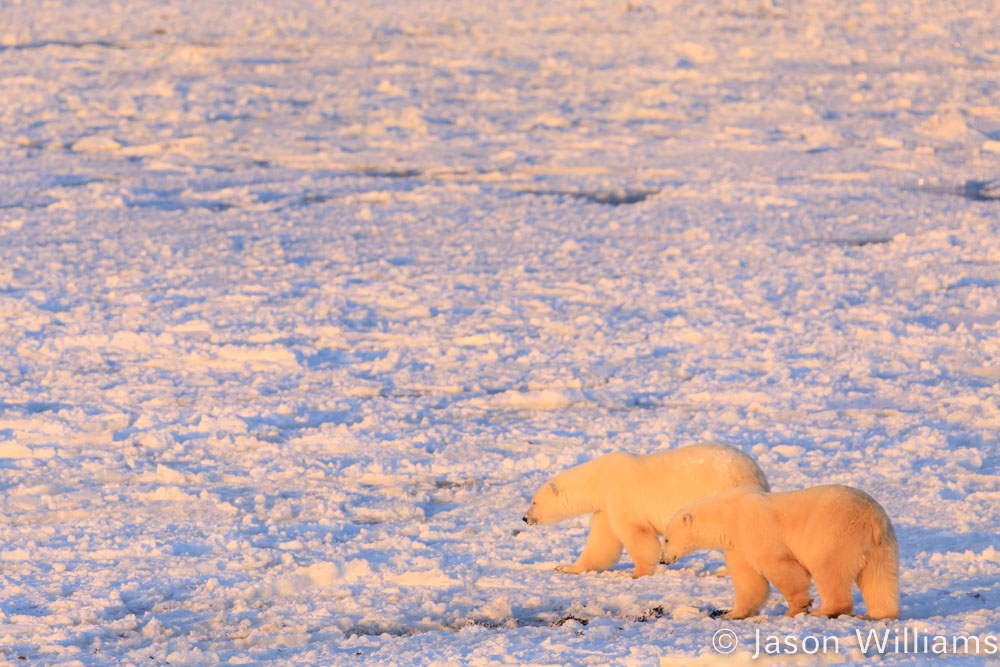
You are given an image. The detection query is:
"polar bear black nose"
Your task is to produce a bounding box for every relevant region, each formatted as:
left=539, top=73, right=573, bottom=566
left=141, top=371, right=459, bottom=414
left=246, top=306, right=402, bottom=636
left=522, top=515, right=528, bottom=523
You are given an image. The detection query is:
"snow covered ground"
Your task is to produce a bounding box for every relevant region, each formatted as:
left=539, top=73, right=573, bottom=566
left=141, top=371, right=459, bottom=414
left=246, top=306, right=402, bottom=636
left=1, top=0, right=999, bottom=663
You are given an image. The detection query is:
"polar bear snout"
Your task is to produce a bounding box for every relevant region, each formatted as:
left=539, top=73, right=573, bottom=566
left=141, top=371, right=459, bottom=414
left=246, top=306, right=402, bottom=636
left=522, top=499, right=541, bottom=525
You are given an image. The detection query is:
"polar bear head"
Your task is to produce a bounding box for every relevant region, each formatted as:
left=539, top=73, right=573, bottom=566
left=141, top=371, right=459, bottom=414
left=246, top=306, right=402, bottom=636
left=522, top=481, right=570, bottom=524
left=661, top=487, right=754, bottom=563
left=660, top=511, right=698, bottom=565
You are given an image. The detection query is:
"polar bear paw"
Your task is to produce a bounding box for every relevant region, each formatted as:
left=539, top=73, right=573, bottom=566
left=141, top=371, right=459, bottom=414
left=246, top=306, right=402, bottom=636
left=554, top=564, right=585, bottom=574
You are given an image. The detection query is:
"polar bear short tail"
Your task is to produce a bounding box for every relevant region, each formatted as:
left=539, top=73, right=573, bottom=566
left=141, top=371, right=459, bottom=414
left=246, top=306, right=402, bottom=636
left=857, top=516, right=900, bottom=620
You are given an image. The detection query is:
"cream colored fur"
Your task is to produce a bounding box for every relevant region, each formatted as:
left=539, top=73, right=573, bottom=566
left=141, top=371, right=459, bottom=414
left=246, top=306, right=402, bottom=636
left=522, top=443, right=769, bottom=578
left=661, top=485, right=899, bottom=620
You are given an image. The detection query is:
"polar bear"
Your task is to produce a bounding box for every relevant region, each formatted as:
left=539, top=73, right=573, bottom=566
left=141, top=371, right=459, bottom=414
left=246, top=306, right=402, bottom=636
left=660, top=485, right=899, bottom=620
left=521, top=443, right=769, bottom=578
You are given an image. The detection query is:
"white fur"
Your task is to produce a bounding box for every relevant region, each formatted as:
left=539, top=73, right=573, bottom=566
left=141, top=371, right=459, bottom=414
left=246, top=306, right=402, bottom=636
left=662, top=485, right=899, bottom=619
left=522, top=443, right=769, bottom=578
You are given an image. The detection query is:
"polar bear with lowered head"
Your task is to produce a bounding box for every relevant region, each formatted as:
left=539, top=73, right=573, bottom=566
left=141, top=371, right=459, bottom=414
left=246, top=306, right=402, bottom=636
left=661, top=485, right=899, bottom=619
left=522, top=443, right=768, bottom=578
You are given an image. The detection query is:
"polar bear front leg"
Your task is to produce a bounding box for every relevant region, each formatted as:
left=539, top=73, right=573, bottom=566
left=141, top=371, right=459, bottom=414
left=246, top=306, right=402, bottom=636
left=761, top=558, right=813, bottom=617
left=722, top=550, right=770, bottom=619
left=555, top=510, right=624, bottom=574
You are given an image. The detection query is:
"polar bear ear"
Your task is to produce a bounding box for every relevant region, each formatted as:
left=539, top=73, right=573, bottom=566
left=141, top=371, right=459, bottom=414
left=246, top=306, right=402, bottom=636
left=681, top=513, right=693, bottom=527
left=548, top=482, right=561, bottom=497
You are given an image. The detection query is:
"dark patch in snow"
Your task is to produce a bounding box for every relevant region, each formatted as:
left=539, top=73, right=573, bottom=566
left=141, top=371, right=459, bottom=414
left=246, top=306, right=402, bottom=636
left=343, top=622, right=420, bottom=637
left=913, top=180, right=1000, bottom=201
left=299, top=193, right=334, bottom=206
left=826, top=237, right=893, bottom=247
left=947, top=277, right=1000, bottom=290
left=362, top=167, right=422, bottom=179
left=630, top=605, right=665, bottom=622
left=459, top=618, right=518, bottom=630
left=553, top=614, right=589, bottom=626
left=233, top=57, right=298, bottom=66
left=50, top=174, right=105, bottom=188
left=0, top=198, right=59, bottom=210
left=961, top=180, right=1000, bottom=201
left=342, top=606, right=681, bottom=638
left=124, top=197, right=234, bottom=212
left=0, top=40, right=126, bottom=52
left=518, top=187, right=660, bottom=206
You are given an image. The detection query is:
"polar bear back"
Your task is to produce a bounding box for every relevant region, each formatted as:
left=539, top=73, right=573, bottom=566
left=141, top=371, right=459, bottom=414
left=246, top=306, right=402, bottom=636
left=599, top=442, right=768, bottom=534
left=752, top=485, right=894, bottom=565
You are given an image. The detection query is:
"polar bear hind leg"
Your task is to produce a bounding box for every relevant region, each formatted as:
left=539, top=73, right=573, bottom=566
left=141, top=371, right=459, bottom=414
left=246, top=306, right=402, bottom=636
left=555, top=510, right=624, bottom=574
left=761, top=558, right=813, bottom=617
left=856, top=541, right=900, bottom=620
left=622, top=523, right=661, bottom=578
left=723, top=550, right=771, bottom=619
left=604, top=510, right=660, bottom=578
left=809, top=557, right=856, bottom=617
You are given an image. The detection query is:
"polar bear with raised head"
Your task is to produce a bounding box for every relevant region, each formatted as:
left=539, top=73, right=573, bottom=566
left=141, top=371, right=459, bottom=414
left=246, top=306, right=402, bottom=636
left=660, top=485, right=899, bottom=619
left=522, top=442, right=769, bottom=578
